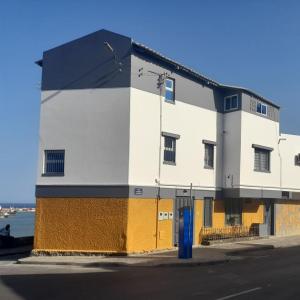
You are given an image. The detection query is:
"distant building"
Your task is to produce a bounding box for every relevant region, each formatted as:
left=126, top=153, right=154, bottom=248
left=34, top=29, right=300, bottom=254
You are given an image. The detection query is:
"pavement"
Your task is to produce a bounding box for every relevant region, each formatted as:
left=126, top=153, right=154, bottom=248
left=2, top=243, right=300, bottom=299
left=16, top=235, right=300, bottom=268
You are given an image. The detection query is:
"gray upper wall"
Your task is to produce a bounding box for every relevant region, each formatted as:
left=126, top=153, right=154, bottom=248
left=40, top=30, right=132, bottom=91
left=131, top=52, right=224, bottom=112
left=241, top=93, right=279, bottom=122
left=37, top=29, right=280, bottom=121
left=218, top=88, right=279, bottom=122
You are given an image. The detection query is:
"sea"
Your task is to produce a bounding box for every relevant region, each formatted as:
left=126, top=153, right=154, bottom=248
left=0, top=203, right=35, bottom=237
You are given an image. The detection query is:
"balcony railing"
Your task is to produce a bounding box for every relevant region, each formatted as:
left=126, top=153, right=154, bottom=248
left=200, top=224, right=259, bottom=244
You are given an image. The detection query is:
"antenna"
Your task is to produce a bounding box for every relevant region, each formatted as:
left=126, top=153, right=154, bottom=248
left=104, top=41, right=123, bottom=71
left=104, top=41, right=114, bottom=53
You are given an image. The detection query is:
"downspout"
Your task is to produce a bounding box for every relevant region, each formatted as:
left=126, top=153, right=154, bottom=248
left=155, top=73, right=166, bottom=249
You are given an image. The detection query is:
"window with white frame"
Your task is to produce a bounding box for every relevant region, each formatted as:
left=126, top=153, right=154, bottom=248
left=224, top=95, right=238, bottom=111
left=254, top=148, right=270, bottom=172
left=43, top=150, right=65, bottom=176
left=256, top=102, right=267, bottom=115
left=164, top=136, right=176, bottom=164
left=204, top=143, right=214, bottom=169
left=165, top=78, right=175, bottom=102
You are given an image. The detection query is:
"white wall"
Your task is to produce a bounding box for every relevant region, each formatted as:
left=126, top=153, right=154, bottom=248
left=128, top=87, right=222, bottom=189
left=37, top=88, right=130, bottom=185
left=280, top=133, right=300, bottom=191
left=239, top=111, right=281, bottom=189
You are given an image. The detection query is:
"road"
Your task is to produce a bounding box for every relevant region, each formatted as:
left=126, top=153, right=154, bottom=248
left=1, top=246, right=300, bottom=300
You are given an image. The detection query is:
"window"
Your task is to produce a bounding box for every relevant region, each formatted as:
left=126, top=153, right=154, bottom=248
left=204, top=143, right=214, bottom=169
left=225, top=199, right=242, bottom=226
left=164, top=136, right=176, bottom=164
left=256, top=102, right=267, bottom=115
left=165, top=78, right=175, bottom=102
left=43, top=150, right=65, bottom=176
left=254, top=148, right=270, bottom=172
left=203, top=198, right=213, bottom=227
left=224, top=95, right=238, bottom=111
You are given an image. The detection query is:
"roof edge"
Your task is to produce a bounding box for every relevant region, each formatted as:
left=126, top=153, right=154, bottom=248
left=219, top=84, right=280, bottom=109
left=132, top=41, right=280, bottom=109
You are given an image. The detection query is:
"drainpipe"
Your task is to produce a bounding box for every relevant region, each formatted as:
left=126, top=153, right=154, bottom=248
left=153, top=72, right=167, bottom=249
left=278, top=137, right=287, bottom=192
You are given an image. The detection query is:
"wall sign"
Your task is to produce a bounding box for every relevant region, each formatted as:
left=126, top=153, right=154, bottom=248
left=134, top=188, right=143, bottom=195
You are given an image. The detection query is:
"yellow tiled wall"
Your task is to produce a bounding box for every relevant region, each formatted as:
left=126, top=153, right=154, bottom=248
left=34, top=198, right=128, bottom=253
left=126, top=198, right=173, bottom=252
left=275, top=200, right=300, bottom=236
left=242, top=199, right=264, bottom=226
left=35, top=197, right=173, bottom=254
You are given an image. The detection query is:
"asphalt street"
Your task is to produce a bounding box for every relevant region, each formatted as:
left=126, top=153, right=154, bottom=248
left=1, top=246, right=300, bottom=300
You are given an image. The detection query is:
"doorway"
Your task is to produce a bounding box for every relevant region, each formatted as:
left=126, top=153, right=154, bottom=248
left=264, top=200, right=274, bottom=235
left=173, top=196, right=194, bottom=246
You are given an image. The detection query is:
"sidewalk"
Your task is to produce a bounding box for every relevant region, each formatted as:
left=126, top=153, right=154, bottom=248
left=17, top=235, right=300, bottom=268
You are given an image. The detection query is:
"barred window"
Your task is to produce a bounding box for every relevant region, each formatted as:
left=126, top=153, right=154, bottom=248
left=204, top=143, right=214, bottom=169
left=44, top=150, right=65, bottom=176
left=164, top=136, right=176, bottom=164
left=254, top=148, right=270, bottom=172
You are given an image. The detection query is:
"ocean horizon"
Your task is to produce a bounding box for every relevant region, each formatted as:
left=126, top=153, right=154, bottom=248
left=0, top=203, right=35, bottom=237
left=0, top=203, right=35, bottom=209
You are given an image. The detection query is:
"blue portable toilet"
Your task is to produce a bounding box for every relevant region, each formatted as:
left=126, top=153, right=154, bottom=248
left=178, top=206, right=193, bottom=259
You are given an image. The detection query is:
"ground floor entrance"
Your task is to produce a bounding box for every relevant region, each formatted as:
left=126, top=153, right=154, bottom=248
left=173, top=196, right=193, bottom=246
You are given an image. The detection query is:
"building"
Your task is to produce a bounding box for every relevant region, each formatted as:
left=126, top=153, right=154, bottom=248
left=34, top=29, right=300, bottom=254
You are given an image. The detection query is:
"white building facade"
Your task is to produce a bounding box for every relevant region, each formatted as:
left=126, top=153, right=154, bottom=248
left=34, top=29, right=300, bottom=254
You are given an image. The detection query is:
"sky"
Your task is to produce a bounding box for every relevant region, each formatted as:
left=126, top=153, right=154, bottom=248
left=1, top=0, right=300, bottom=203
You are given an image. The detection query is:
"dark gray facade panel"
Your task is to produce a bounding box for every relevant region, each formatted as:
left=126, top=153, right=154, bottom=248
left=131, top=53, right=224, bottom=113
left=36, top=185, right=130, bottom=198
left=37, top=185, right=291, bottom=200
left=223, top=188, right=282, bottom=199
left=41, top=30, right=132, bottom=91
left=36, top=185, right=219, bottom=199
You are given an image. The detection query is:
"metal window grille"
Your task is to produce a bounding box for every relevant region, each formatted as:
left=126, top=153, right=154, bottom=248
left=203, top=198, right=213, bottom=227
left=164, top=136, right=176, bottom=163
left=204, top=144, right=214, bottom=168
left=44, top=150, right=65, bottom=175
left=225, top=199, right=242, bottom=226
left=254, top=148, right=270, bottom=172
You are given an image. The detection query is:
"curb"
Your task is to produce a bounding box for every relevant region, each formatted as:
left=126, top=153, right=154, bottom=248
left=17, top=258, right=231, bottom=268
left=17, top=244, right=276, bottom=268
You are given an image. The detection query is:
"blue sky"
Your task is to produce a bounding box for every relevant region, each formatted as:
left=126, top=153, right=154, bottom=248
left=1, top=0, right=300, bottom=203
